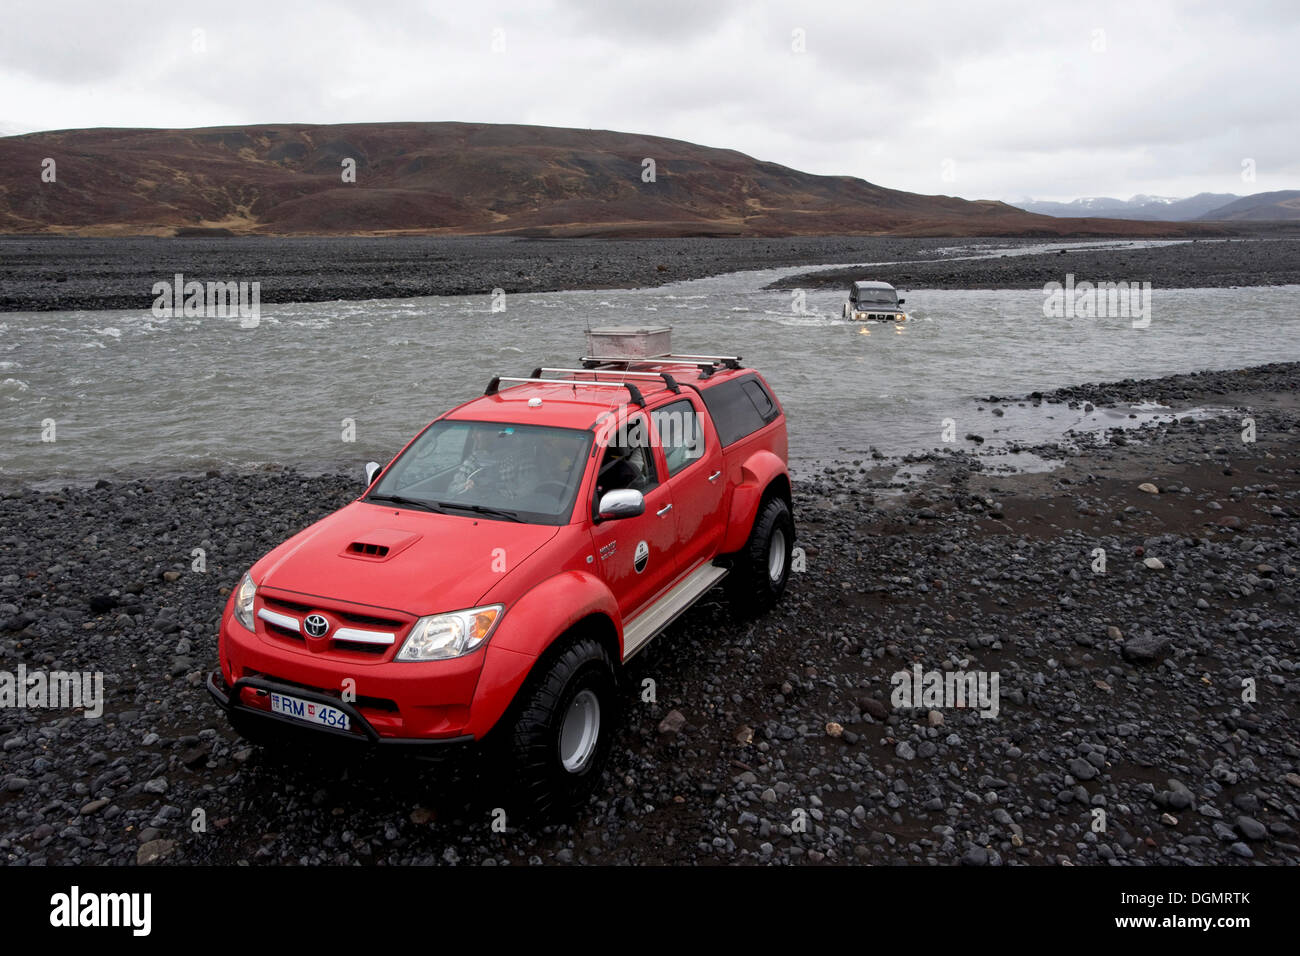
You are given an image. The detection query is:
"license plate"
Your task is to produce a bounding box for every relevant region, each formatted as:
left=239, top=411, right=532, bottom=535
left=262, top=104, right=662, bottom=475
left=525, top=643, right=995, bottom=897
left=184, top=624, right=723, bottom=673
left=269, top=691, right=350, bottom=731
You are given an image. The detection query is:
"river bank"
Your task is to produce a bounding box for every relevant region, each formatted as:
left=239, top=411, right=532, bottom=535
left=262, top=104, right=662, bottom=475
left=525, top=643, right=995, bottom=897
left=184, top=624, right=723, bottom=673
left=0, top=360, right=1295, bottom=864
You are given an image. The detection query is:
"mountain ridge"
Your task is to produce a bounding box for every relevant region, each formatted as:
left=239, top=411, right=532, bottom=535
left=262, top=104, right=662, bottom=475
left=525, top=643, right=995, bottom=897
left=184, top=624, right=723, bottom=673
left=1012, top=192, right=1240, bottom=221
left=1012, top=190, right=1300, bottom=222
left=1196, top=190, right=1300, bottom=221
left=0, top=121, right=1224, bottom=238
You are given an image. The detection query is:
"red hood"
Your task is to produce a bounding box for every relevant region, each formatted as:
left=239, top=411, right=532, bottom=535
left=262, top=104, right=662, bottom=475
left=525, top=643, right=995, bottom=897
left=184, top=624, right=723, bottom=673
left=254, top=500, right=560, bottom=615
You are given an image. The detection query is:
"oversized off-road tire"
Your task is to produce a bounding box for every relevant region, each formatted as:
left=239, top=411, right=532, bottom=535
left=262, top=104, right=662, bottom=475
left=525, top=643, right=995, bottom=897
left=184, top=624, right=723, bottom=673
left=509, top=637, right=619, bottom=818
left=727, top=495, right=795, bottom=614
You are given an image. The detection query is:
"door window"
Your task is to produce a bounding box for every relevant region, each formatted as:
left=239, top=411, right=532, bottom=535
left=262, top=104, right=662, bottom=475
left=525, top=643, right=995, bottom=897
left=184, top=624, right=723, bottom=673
left=653, top=399, right=706, bottom=477
left=594, top=415, right=658, bottom=506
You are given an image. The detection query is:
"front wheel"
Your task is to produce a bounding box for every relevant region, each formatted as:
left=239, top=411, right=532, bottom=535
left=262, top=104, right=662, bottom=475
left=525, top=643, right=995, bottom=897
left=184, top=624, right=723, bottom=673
left=509, top=637, right=619, bottom=817
left=727, top=495, right=795, bottom=614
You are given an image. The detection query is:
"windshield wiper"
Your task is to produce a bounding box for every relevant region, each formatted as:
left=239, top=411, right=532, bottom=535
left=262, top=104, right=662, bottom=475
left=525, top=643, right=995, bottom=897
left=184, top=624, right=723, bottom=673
left=435, top=501, right=524, bottom=523
left=365, top=493, right=443, bottom=513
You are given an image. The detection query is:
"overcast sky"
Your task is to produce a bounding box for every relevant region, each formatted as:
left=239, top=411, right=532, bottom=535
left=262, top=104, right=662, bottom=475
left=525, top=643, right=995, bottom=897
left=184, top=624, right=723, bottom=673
left=2, top=0, right=1296, bottom=202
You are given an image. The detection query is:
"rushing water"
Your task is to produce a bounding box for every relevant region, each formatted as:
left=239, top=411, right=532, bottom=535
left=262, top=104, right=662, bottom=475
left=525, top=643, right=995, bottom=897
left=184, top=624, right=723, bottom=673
left=2, top=242, right=1298, bottom=483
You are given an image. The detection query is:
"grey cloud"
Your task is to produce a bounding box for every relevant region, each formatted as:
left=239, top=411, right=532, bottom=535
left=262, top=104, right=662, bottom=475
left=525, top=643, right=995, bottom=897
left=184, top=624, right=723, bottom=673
left=0, top=0, right=1295, bottom=201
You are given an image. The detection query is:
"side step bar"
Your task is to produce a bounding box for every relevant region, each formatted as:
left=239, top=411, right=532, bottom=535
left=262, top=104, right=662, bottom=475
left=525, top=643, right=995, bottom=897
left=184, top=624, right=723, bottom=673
left=622, top=562, right=729, bottom=660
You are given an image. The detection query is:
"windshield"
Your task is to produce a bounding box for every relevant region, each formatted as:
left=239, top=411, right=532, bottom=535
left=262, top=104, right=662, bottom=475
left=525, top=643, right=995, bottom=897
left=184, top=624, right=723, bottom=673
left=855, top=289, right=897, bottom=306
left=368, top=420, right=593, bottom=525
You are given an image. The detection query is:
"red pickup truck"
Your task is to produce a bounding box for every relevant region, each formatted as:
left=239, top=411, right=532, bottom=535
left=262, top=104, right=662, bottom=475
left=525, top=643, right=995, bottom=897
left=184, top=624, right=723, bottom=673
left=208, top=344, right=794, bottom=814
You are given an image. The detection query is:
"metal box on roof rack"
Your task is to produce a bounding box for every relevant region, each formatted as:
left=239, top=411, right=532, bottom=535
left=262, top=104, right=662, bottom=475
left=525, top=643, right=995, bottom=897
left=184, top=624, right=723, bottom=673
left=584, top=326, right=672, bottom=361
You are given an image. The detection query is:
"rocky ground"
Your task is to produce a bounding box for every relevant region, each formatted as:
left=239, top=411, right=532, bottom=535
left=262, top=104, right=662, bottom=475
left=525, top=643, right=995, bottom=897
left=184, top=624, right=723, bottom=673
left=0, top=362, right=1296, bottom=866
left=771, top=236, right=1300, bottom=291
left=2, top=228, right=1298, bottom=312
left=0, top=235, right=996, bottom=312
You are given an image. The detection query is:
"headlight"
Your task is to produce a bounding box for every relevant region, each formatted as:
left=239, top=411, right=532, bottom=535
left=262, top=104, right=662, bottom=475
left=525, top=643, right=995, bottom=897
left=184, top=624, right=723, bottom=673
left=396, top=605, right=503, bottom=661
left=233, top=572, right=257, bottom=631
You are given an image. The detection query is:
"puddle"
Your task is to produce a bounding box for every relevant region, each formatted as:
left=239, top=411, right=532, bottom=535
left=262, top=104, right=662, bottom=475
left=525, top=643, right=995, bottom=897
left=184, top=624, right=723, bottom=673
left=796, top=399, right=1237, bottom=492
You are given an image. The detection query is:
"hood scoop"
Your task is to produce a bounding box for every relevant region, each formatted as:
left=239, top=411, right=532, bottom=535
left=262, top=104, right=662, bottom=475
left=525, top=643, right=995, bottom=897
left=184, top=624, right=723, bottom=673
left=341, top=528, right=421, bottom=561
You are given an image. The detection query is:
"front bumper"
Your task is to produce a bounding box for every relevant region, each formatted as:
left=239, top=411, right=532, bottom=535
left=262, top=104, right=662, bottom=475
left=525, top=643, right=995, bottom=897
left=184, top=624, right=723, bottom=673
left=214, top=604, right=487, bottom=741
left=207, top=670, right=474, bottom=751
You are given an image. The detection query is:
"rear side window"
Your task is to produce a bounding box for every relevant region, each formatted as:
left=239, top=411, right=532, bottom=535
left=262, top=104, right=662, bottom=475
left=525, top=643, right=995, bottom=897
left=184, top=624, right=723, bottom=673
left=701, top=375, right=781, bottom=447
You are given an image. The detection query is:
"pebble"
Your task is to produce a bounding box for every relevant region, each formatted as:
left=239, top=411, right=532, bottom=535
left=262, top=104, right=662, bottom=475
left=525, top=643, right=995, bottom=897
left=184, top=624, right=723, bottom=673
left=657, top=710, right=686, bottom=734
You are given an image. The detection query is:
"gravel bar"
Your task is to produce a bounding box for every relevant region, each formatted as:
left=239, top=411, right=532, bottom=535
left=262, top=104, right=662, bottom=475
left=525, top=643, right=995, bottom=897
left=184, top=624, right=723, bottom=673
left=0, top=361, right=1297, bottom=865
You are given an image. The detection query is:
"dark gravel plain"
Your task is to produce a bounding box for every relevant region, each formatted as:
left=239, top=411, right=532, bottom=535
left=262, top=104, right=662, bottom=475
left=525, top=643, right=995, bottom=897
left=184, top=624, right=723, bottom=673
left=0, top=362, right=1296, bottom=866
left=3, top=227, right=1297, bottom=312
left=771, top=235, right=1300, bottom=292
left=0, top=235, right=1000, bottom=312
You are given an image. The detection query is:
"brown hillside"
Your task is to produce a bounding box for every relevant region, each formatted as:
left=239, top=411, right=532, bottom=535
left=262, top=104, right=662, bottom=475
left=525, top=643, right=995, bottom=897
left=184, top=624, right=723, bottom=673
left=0, top=122, right=1223, bottom=238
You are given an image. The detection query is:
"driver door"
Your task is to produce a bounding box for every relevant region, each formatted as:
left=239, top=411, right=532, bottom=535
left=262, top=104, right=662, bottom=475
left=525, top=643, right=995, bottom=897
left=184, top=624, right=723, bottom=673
left=588, top=413, right=679, bottom=627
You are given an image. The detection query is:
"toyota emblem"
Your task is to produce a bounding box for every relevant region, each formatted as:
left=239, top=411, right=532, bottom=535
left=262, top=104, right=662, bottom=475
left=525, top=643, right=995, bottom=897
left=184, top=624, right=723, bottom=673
left=303, top=614, right=330, bottom=638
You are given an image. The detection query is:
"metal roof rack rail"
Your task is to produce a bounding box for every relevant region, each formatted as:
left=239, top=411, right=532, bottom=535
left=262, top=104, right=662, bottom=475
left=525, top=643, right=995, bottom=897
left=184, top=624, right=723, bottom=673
left=580, top=353, right=743, bottom=378
left=665, top=353, right=743, bottom=369
left=484, top=376, right=645, bottom=407
left=533, top=367, right=681, bottom=394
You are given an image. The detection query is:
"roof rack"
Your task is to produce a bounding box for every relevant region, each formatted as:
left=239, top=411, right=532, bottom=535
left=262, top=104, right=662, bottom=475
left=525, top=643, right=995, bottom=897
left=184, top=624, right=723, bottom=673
left=667, top=353, right=743, bottom=368
left=484, top=375, right=645, bottom=407
left=533, top=367, right=681, bottom=394
left=580, top=353, right=743, bottom=379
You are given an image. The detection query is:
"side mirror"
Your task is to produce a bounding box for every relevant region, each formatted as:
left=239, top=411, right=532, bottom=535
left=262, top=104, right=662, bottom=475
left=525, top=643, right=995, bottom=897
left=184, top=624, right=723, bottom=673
left=365, top=461, right=382, bottom=486
left=897, top=298, right=906, bottom=306
left=597, top=489, right=645, bottom=520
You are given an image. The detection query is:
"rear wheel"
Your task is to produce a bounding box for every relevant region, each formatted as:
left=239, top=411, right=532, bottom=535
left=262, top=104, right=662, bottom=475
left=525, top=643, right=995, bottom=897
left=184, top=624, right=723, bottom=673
left=727, top=495, right=795, bottom=614
left=509, top=637, right=618, bottom=817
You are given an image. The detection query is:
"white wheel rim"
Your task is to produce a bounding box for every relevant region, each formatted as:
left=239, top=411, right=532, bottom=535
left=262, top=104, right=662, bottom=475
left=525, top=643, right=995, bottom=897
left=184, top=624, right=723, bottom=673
left=559, top=689, right=601, bottom=773
left=769, top=528, right=786, bottom=582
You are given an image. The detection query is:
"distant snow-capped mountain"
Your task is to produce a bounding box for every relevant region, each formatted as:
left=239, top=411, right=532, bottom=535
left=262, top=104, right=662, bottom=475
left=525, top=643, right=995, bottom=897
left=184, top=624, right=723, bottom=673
left=1011, top=193, right=1239, bottom=221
